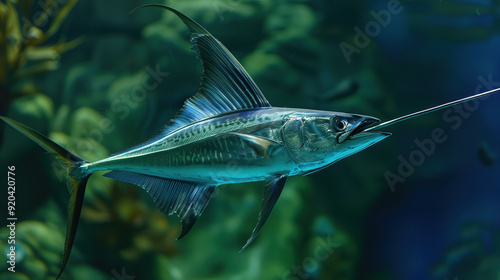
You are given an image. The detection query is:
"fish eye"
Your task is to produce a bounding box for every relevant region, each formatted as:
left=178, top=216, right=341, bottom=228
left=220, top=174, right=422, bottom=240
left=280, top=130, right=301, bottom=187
left=333, top=118, right=348, bottom=132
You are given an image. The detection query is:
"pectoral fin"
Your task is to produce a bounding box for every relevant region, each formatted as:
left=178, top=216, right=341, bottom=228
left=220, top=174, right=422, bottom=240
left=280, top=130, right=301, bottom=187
left=104, top=171, right=215, bottom=239
left=240, top=174, right=287, bottom=251
left=229, top=132, right=283, bottom=157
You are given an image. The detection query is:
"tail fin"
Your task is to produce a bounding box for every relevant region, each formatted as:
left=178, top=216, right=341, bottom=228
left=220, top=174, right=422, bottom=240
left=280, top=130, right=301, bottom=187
left=0, top=116, right=91, bottom=279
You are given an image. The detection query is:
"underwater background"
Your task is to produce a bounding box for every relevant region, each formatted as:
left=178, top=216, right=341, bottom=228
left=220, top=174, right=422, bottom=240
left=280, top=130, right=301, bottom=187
left=1, top=0, right=499, bottom=279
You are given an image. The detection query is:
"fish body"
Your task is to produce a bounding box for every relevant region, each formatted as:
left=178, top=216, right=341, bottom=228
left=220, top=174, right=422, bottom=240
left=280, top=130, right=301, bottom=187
left=85, top=108, right=384, bottom=184
left=1, top=4, right=499, bottom=279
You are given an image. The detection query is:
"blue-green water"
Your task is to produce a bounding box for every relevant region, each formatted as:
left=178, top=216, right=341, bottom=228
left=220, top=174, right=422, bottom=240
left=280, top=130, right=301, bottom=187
left=1, top=0, right=499, bottom=279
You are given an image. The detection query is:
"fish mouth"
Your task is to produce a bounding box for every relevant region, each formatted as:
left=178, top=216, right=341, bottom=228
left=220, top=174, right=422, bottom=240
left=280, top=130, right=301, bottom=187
left=337, top=117, right=387, bottom=144
left=344, top=130, right=392, bottom=152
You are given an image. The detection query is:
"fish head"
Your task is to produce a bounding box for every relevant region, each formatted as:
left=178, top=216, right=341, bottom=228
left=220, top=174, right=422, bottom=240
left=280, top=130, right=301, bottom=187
left=283, top=112, right=391, bottom=171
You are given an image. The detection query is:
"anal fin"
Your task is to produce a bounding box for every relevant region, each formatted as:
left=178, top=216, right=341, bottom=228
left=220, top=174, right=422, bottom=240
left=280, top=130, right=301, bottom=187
left=240, top=174, right=287, bottom=251
left=104, top=171, right=215, bottom=239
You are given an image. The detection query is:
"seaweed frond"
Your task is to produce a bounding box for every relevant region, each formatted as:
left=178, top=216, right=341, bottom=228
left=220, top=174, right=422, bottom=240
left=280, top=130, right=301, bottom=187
left=0, top=0, right=81, bottom=144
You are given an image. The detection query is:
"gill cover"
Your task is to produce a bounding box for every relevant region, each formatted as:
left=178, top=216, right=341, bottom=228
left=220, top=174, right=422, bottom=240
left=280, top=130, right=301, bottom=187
left=283, top=117, right=336, bottom=162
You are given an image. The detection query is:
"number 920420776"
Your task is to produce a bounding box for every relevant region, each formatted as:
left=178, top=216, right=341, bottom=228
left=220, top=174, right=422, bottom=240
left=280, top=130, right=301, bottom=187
left=7, top=166, right=15, bottom=217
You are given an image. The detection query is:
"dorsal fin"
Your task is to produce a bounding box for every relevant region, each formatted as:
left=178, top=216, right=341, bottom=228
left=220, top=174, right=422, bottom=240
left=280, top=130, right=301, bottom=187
left=121, top=5, right=271, bottom=154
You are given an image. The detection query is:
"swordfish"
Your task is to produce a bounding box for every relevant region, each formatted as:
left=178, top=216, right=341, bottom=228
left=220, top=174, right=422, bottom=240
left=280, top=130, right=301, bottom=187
left=1, top=4, right=499, bottom=279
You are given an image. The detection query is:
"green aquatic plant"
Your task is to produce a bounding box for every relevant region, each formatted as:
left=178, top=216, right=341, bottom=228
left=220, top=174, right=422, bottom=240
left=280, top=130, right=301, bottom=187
left=0, top=0, right=80, bottom=143
left=82, top=183, right=179, bottom=262
left=0, top=220, right=65, bottom=279
left=432, top=222, right=500, bottom=279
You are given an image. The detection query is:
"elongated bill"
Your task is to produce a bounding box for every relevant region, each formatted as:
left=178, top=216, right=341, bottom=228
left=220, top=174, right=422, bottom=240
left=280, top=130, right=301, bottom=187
left=337, top=117, right=380, bottom=144
left=345, top=131, right=392, bottom=152
left=365, top=87, right=500, bottom=131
